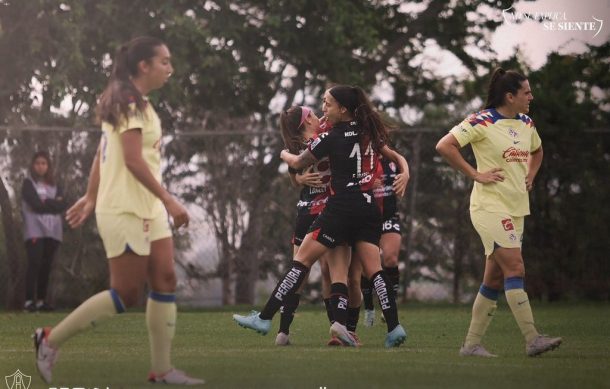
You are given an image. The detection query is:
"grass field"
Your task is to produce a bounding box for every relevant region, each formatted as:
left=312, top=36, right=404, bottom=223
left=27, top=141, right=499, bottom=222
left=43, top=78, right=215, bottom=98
left=1, top=302, right=609, bottom=389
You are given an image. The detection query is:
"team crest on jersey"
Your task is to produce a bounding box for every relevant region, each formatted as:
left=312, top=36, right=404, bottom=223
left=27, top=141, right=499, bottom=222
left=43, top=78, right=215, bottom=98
left=508, top=128, right=518, bottom=138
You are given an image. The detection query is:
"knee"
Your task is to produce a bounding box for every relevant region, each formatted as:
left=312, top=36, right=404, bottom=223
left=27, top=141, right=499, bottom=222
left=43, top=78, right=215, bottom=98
left=152, top=270, right=177, bottom=293
left=383, top=252, right=399, bottom=268
left=484, top=279, right=503, bottom=291
left=348, top=274, right=361, bottom=291
left=506, top=262, right=525, bottom=278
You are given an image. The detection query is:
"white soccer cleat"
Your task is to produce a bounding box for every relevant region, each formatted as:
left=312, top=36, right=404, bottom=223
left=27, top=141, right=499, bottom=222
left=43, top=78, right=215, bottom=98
left=148, top=368, right=205, bottom=385
left=363, top=309, right=375, bottom=327
left=329, top=322, right=358, bottom=347
left=459, top=343, right=498, bottom=357
left=275, top=332, right=291, bottom=346
left=526, top=335, right=562, bottom=357
left=33, top=327, right=59, bottom=383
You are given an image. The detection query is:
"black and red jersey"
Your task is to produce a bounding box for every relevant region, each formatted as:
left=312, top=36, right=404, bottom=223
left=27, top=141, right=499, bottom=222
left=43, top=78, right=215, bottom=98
left=308, top=121, right=383, bottom=211
left=292, top=121, right=332, bottom=216
left=373, top=156, right=398, bottom=218
left=295, top=141, right=331, bottom=216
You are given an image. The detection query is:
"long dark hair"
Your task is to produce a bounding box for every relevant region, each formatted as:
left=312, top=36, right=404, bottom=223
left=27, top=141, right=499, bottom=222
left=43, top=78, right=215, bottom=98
left=96, top=36, right=165, bottom=126
left=29, top=151, right=55, bottom=185
left=329, top=85, right=389, bottom=152
left=484, top=68, right=527, bottom=109
left=279, top=106, right=307, bottom=155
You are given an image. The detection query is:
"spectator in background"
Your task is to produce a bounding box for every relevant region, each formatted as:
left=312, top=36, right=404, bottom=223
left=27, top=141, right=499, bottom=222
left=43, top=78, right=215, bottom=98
left=21, top=150, right=66, bottom=312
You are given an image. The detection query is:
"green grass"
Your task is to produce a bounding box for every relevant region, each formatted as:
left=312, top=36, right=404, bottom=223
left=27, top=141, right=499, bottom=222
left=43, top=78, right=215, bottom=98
left=1, top=303, right=609, bottom=389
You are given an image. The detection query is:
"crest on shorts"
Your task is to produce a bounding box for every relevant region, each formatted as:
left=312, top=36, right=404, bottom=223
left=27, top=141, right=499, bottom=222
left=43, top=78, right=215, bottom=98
left=501, top=218, right=515, bottom=231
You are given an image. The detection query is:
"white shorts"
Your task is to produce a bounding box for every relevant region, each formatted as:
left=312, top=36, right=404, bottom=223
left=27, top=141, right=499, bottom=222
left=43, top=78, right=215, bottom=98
left=470, top=209, right=524, bottom=256
left=96, top=211, right=172, bottom=258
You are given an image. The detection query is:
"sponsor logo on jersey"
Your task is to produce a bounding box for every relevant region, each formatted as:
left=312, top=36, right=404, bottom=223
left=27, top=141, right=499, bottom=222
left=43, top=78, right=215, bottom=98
left=309, top=186, right=327, bottom=194
left=344, top=131, right=358, bottom=137
left=502, top=147, right=529, bottom=162
left=296, top=198, right=328, bottom=209
left=310, top=137, right=322, bottom=149
left=322, top=234, right=335, bottom=243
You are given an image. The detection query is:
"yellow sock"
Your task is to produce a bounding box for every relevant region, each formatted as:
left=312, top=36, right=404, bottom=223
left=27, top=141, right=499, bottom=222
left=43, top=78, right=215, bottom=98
left=48, top=289, right=125, bottom=348
left=505, top=288, right=539, bottom=343
left=146, top=292, right=177, bottom=374
left=464, top=290, right=497, bottom=347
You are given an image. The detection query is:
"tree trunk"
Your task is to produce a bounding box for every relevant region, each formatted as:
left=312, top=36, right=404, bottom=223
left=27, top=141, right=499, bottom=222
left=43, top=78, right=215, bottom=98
left=220, top=245, right=234, bottom=305
left=234, top=214, right=261, bottom=304
left=452, top=191, right=469, bottom=304
left=402, top=133, right=421, bottom=302
left=0, top=174, right=25, bottom=309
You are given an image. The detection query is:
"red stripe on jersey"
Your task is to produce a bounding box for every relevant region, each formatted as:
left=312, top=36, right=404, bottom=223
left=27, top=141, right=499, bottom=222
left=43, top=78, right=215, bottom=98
left=311, top=228, right=321, bottom=241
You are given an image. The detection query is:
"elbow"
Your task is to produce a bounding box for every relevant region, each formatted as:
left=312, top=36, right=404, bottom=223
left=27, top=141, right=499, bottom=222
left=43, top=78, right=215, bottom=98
left=435, top=141, right=445, bottom=155
left=124, top=157, right=139, bottom=174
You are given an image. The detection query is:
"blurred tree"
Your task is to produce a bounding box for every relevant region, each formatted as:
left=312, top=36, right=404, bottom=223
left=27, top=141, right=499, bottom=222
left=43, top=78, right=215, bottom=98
left=524, top=43, right=610, bottom=300
left=4, top=0, right=605, bottom=307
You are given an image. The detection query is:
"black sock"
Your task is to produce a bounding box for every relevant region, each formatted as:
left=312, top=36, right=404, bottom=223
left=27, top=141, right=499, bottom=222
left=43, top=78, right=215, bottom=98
left=361, top=275, right=374, bottom=310
left=346, top=305, right=361, bottom=332
left=279, top=293, right=300, bottom=335
left=260, top=261, right=309, bottom=320
left=383, top=266, right=400, bottom=296
left=323, top=298, right=334, bottom=324
left=330, top=283, right=349, bottom=326
left=371, top=271, right=399, bottom=332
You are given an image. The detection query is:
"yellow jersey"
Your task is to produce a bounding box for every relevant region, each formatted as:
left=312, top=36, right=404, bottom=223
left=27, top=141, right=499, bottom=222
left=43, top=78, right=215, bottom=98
left=450, top=108, right=542, bottom=216
left=96, top=99, right=164, bottom=219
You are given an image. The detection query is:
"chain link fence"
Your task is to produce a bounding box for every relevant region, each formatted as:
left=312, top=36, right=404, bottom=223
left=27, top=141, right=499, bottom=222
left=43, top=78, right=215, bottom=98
left=1, top=124, right=607, bottom=310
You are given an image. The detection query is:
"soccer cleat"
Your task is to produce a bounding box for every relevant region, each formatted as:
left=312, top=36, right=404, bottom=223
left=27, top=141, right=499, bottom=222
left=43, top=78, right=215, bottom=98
left=33, top=327, right=59, bottom=383
left=459, top=344, right=498, bottom=357
left=526, top=335, right=562, bottom=357
left=329, top=322, right=358, bottom=347
left=384, top=324, right=407, bottom=348
left=232, top=311, right=271, bottom=335
left=363, top=309, right=375, bottom=327
left=275, top=332, right=291, bottom=346
left=148, top=368, right=205, bottom=385
left=349, top=331, right=363, bottom=347
left=327, top=336, right=342, bottom=346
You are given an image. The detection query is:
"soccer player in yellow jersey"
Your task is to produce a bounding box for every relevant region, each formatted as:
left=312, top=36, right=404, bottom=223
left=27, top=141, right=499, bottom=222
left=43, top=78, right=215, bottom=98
left=33, top=36, right=204, bottom=385
left=436, top=68, right=562, bottom=357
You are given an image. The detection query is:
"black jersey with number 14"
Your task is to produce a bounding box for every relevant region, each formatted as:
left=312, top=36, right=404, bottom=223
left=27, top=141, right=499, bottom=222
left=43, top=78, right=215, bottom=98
left=308, top=121, right=382, bottom=212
